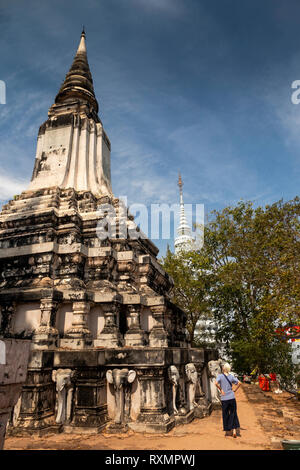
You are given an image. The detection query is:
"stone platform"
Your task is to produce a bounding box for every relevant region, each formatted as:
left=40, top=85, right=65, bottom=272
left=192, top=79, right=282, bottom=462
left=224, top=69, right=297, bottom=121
left=6, top=346, right=217, bottom=435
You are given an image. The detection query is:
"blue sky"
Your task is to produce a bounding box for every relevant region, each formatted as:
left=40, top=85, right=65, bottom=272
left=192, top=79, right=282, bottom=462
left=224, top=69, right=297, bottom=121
left=0, top=0, right=299, bottom=255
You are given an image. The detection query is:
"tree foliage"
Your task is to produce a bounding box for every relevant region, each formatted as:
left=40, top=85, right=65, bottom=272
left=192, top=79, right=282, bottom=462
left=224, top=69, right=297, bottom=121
left=162, top=198, right=300, bottom=384
left=161, top=246, right=212, bottom=346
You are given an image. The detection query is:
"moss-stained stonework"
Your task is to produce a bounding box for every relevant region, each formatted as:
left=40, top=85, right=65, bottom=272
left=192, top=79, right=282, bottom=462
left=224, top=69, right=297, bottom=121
left=0, top=31, right=217, bottom=435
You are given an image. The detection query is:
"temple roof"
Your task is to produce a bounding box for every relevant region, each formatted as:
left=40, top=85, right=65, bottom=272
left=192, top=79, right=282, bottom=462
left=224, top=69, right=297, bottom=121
left=55, top=30, right=99, bottom=113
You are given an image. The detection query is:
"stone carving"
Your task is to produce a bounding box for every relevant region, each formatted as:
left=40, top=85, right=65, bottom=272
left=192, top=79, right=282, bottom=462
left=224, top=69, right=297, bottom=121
left=37, top=152, right=50, bottom=173
left=168, top=365, right=180, bottom=415
left=52, top=369, right=75, bottom=424
left=106, top=368, right=136, bottom=426
left=95, top=303, right=122, bottom=348
left=208, top=359, right=223, bottom=405
left=185, top=363, right=198, bottom=411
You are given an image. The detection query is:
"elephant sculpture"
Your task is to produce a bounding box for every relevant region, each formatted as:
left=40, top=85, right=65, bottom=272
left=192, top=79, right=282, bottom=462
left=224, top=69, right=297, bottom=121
left=168, top=365, right=180, bottom=415
left=52, top=368, right=75, bottom=424
left=185, top=363, right=198, bottom=411
left=208, top=359, right=223, bottom=405
left=106, top=368, right=136, bottom=425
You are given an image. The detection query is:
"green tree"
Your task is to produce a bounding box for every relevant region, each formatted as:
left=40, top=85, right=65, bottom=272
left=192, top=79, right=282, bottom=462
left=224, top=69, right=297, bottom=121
left=203, top=198, right=300, bottom=384
left=161, top=246, right=212, bottom=346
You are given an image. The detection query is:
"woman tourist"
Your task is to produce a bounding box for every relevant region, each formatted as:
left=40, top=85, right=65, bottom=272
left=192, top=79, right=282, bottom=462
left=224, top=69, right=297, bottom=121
left=215, top=363, right=241, bottom=438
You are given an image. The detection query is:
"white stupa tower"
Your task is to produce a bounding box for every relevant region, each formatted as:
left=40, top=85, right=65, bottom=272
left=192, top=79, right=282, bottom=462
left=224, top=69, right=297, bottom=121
left=174, top=173, right=195, bottom=254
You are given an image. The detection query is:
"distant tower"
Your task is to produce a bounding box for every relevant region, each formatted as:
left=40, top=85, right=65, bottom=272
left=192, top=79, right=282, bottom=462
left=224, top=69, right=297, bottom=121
left=174, top=173, right=194, bottom=254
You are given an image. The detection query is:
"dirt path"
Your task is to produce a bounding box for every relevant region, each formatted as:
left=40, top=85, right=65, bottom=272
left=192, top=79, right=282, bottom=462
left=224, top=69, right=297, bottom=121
left=4, top=385, right=300, bottom=451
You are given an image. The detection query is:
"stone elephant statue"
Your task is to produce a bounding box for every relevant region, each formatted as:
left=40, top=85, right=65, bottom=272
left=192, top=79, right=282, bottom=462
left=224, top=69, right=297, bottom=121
left=208, top=359, right=223, bottom=405
left=106, top=368, right=136, bottom=425
left=52, top=368, right=75, bottom=424
left=168, top=365, right=180, bottom=415
left=185, top=363, right=198, bottom=411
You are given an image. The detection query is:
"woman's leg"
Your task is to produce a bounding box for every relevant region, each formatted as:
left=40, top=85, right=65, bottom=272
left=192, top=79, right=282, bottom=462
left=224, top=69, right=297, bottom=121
left=221, top=399, right=240, bottom=437
left=221, top=400, right=232, bottom=435
left=226, top=399, right=235, bottom=431
left=231, top=399, right=240, bottom=436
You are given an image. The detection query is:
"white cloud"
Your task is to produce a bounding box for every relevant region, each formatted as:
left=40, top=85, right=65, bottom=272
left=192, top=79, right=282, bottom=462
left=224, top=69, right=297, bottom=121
left=272, top=95, right=300, bottom=152
left=130, top=0, right=183, bottom=15
left=0, top=169, right=28, bottom=202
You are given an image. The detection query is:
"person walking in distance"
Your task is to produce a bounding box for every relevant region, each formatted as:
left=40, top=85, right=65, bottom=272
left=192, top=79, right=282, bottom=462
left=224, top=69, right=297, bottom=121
left=215, top=363, right=241, bottom=438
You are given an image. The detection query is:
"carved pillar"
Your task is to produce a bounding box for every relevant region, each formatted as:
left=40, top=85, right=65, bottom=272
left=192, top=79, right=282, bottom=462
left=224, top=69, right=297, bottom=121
left=71, top=366, right=108, bottom=431
left=32, top=297, right=59, bottom=349
left=60, top=295, right=92, bottom=349
left=94, top=302, right=121, bottom=347
left=164, top=309, right=174, bottom=346
left=124, top=305, right=145, bottom=346
left=202, top=365, right=211, bottom=402
left=129, top=367, right=175, bottom=433
left=149, top=305, right=168, bottom=347
left=129, top=368, right=174, bottom=433
left=68, top=301, right=91, bottom=338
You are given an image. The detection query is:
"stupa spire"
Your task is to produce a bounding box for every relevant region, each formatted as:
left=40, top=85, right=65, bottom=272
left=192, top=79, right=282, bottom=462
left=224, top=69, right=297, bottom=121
left=55, top=29, right=99, bottom=113
left=28, top=30, right=112, bottom=196
left=174, top=173, right=194, bottom=254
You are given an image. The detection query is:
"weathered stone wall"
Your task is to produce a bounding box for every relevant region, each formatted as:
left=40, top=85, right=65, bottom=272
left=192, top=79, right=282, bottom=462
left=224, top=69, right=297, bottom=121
left=29, top=114, right=112, bottom=197
left=0, top=339, right=31, bottom=448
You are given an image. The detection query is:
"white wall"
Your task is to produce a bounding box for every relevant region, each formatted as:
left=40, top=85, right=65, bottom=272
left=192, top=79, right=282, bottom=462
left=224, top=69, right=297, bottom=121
left=140, top=307, right=154, bottom=332
left=12, top=302, right=41, bottom=335
left=88, top=306, right=105, bottom=339
left=56, top=303, right=73, bottom=336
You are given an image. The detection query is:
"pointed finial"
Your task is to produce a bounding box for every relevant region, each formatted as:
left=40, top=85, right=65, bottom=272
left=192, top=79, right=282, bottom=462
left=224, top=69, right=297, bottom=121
left=77, top=28, right=87, bottom=54
left=178, top=172, right=183, bottom=190
left=55, top=29, right=98, bottom=113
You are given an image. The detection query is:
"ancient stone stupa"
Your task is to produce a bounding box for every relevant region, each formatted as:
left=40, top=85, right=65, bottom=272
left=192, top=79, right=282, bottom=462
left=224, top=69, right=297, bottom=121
left=0, top=31, right=217, bottom=435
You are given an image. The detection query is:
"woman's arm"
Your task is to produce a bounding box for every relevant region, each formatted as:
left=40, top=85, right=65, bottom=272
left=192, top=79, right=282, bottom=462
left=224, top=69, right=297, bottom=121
left=233, top=380, right=241, bottom=393
left=215, top=380, right=225, bottom=396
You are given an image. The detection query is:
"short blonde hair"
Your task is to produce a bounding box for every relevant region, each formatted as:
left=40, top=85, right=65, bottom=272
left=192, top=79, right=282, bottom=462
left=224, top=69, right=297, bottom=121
left=222, top=363, right=231, bottom=373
